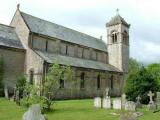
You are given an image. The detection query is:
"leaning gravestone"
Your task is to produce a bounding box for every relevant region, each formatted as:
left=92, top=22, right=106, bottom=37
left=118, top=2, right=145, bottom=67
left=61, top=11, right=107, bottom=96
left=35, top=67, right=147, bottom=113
left=135, top=95, right=142, bottom=108
left=125, top=101, right=136, bottom=112
left=94, top=97, right=102, bottom=108
left=119, top=112, right=138, bottom=120
left=147, top=91, right=157, bottom=112
left=23, top=104, right=45, bottom=120
left=121, top=93, right=127, bottom=109
left=113, top=98, right=121, bottom=110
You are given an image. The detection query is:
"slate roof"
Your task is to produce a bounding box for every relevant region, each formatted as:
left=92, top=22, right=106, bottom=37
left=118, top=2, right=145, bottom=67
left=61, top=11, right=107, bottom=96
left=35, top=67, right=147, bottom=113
left=106, top=14, right=130, bottom=27
left=20, top=12, right=107, bottom=52
left=35, top=50, right=121, bottom=72
left=0, top=24, right=24, bottom=49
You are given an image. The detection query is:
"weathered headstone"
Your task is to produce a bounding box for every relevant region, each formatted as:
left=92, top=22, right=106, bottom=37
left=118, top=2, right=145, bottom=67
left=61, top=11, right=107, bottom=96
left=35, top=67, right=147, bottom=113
left=121, top=93, right=127, bottom=109
left=16, top=90, right=20, bottom=106
left=147, top=91, right=157, bottom=112
left=125, top=101, right=136, bottom=111
left=94, top=97, right=102, bottom=108
left=156, top=92, right=160, bottom=109
left=103, top=97, right=111, bottom=109
left=135, top=95, right=142, bottom=108
left=4, top=86, right=9, bottom=99
left=113, top=98, right=121, bottom=110
left=23, top=104, right=45, bottom=120
left=119, top=112, right=138, bottom=120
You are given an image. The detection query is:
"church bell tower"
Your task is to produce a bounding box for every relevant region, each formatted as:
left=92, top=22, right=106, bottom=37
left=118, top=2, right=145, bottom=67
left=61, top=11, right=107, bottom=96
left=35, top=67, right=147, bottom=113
left=106, top=10, right=130, bottom=73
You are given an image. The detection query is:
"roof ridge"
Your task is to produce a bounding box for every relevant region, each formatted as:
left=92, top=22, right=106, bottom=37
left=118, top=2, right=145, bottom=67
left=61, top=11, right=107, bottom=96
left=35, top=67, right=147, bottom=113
left=20, top=11, right=102, bottom=42
left=0, top=23, right=15, bottom=29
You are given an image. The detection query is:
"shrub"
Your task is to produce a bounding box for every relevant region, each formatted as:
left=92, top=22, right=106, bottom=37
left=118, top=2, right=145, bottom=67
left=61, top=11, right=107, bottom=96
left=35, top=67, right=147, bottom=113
left=124, top=67, right=160, bottom=104
left=16, top=75, right=26, bottom=98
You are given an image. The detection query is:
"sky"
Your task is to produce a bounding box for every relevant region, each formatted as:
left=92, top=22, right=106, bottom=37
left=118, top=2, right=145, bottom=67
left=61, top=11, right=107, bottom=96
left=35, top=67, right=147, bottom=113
left=0, top=0, right=160, bottom=64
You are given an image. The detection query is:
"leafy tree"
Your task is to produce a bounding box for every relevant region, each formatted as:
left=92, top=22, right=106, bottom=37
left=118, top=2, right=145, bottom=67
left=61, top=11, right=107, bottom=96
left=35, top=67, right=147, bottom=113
left=16, top=75, right=27, bottom=98
left=147, top=63, right=160, bottom=85
left=124, top=66, right=160, bottom=104
left=0, top=57, right=4, bottom=96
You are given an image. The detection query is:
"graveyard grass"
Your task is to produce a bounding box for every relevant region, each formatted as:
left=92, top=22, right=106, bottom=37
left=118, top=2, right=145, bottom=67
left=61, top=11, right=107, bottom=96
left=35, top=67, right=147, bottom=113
left=0, top=98, right=160, bottom=120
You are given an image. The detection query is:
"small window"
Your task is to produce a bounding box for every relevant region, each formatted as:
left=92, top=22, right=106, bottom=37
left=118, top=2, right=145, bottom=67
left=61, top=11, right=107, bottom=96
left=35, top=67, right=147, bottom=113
left=59, top=79, right=64, bottom=88
left=110, top=75, right=114, bottom=89
left=29, top=70, right=34, bottom=85
left=111, top=31, right=118, bottom=44
left=123, top=31, right=128, bottom=45
left=80, top=72, right=85, bottom=88
left=97, top=74, right=101, bottom=89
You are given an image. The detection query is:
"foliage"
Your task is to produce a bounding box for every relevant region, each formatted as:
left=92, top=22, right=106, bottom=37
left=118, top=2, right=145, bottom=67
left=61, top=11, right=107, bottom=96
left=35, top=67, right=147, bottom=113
left=147, top=63, right=160, bottom=85
left=124, top=66, right=160, bottom=104
left=43, top=63, right=73, bottom=99
left=16, top=75, right=26, bottom=98
left=0, top=57, right=4, bottom=96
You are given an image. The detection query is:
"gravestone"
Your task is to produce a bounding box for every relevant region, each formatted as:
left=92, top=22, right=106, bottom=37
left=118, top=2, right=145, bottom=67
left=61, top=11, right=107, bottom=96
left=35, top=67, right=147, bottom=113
left=103, top=97, right=111, bottom=109
left=4, top=86, right=9, bottom=99
left=94, top=97, right=102, bottom=108
left=147, top=91, right=157, bottom=112
left=103, top=88, right=111, bottom=109
left=121, top=93, right=127, bottom=109
left=135, top=95, right=142, bottom=108
left=125, top=101, right=136, bottom=111
left=156, top=92, right=160, bottom=109
left=120, top=112, right=138, bottom=120
left=23, top=104, right=45, bottom=120
left=113, top=98, right=121, bottom=110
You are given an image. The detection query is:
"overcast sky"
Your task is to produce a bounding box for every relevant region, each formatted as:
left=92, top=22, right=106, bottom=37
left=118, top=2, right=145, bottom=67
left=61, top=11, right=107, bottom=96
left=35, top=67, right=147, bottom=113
left=0, top=0, right=160, bottom=64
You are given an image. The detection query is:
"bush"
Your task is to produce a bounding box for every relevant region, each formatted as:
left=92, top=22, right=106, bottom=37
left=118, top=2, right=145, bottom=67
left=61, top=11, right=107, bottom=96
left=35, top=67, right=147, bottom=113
left=16, top=75, right=26, bottom=98
left=124, top=67, right=160, bottom=104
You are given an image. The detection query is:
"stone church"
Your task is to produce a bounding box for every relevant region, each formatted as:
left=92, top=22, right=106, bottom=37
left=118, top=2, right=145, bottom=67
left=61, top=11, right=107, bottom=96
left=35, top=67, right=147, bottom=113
left=0, top=5, right=130, bottom=99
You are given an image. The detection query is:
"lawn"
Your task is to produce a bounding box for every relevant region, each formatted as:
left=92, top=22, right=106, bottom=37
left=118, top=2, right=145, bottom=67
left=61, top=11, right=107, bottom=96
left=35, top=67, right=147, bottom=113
left=0, top=98, right=160, bottom=120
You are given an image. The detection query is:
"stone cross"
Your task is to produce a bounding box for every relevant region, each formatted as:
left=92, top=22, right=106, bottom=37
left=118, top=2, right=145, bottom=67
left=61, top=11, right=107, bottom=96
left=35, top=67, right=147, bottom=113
left=116, top=8, right=119, bottom=15
left=148, top=91, right=154, bottom=103
left=105, top=88, right=109, bottom=97
left=136, top=95, right=141, bottom=102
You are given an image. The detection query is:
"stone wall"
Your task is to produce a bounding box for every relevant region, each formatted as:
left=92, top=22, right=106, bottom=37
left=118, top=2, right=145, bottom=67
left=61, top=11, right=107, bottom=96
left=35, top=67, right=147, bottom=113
left=0, top=47, right=25, bottom=93
left=51, top=67, right=122, bottom=99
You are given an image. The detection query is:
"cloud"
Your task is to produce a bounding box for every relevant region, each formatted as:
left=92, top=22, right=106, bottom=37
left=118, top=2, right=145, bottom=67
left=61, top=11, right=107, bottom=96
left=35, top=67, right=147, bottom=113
left=0, top=0, right=159, bottom=64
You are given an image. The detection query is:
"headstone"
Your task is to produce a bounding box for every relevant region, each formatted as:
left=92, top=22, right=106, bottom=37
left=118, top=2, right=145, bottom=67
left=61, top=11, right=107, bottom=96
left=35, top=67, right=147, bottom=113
left=23, top=104, right=45, bottom=120
left=125, top=101, right=136, bottom=111
left=94, top=97, right=102, bottom=108
left=103, top=97, right=111, bottom=109
left=147, top=91, right=157, bottom=112
left=4, top=86, right=9, bottom=99
left=16, top=90, right=20, bottom=106
left=119, top=112, right=138, bottom=120
left=113, top=98, right=121, bottom=110
left=135, top=95, right=142, bottom=108
left=156, top=92, right=160, bottom=108
left=121, top=93, right=127, bottom=109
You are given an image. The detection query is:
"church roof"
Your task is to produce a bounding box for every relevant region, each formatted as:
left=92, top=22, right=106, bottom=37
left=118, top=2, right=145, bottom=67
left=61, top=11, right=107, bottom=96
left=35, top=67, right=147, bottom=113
left=0, top=24, right=24, bottom=49
left=35, top=50, right=121, bottom=72
left=106, top=14, right=130, bottom=27
left=20, top=12, right=107, bottom=52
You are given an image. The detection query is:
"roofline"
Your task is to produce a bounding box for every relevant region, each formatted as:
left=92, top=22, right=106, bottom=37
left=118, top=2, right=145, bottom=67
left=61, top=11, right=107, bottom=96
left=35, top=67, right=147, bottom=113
left=0, top=45, right=26, bottom=52
left=0, top=23, right=15, bottom=28
left=32, top=32, right=108, bottom=53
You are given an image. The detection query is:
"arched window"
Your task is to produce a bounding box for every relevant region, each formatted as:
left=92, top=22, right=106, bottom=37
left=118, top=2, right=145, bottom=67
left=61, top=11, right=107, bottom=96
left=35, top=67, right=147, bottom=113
left=123, top=31, right=129, bottom=45
left=97, top=74, right=101, bottom=89
left=110, top=75, right=114, bottom=89
left=29, top=70, right=34, bottom=85
left=80, top=72, right=85, bottom=88
left=59, top=79, right=64, bottom=88
left=111, top=31, right=118, bottom=43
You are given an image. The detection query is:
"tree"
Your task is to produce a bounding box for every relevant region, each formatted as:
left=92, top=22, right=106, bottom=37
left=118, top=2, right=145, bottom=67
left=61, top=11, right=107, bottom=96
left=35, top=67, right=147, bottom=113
left=124, top=66, right=160, bottom=104
left=147, top=63, right=160, bottom=85
left=16, top=75, right=26, bottom=98
left=0, top=57, right=4, bottom=96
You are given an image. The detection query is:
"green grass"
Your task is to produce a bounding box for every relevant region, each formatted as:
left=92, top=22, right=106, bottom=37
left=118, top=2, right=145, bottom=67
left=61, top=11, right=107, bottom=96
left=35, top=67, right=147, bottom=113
left=0, top=98, right=160, bottom=120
